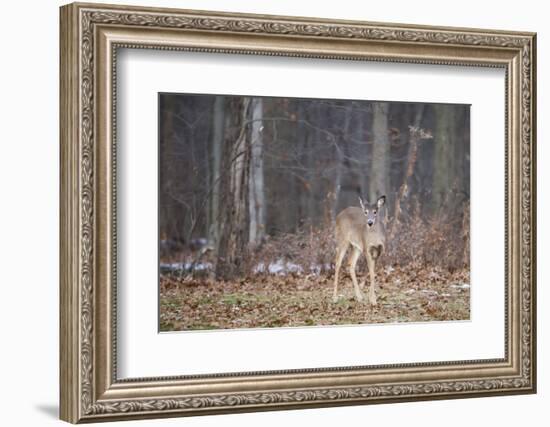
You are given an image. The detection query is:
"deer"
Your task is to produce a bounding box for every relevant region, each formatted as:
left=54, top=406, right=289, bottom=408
left=333, top=195, right=386, bottom=305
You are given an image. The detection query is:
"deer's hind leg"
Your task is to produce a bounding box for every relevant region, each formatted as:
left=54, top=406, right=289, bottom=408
left=349, top=247, right=365, bottom=303
left=332, top=242, right=348, bottom=302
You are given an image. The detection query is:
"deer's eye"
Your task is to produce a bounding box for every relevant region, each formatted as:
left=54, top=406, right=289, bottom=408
left=373, top=210, right=377, bottom=214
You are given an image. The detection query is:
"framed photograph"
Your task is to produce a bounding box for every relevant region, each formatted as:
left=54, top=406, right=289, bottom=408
left=60, top=2, right=537, bottom=423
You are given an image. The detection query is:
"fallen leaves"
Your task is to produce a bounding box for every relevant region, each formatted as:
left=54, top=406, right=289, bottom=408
left=159, top=263, right=470, bottom=331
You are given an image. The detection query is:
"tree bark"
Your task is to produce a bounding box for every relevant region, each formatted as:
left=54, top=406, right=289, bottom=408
left=432, top=105, right=454, bottom=212
left=209, top=96, right=225, bottom=250
left=355, top=105, right=369, bottom=198
left=248, top=97, right=265, bottom=246
left=159, top=95, right=187, bottom=245
left=215, top=97, right=251, bottom=279
left=391, top=105, right=426, bottom=237
left=370, top=103, right=390, bottom=203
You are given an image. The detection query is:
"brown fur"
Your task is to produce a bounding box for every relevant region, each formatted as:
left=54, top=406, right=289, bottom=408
left=333, top=198, right=386, bottom=305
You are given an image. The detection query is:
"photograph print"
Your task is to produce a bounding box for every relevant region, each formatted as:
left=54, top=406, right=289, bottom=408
left=158, top=93, right=470, bottom=331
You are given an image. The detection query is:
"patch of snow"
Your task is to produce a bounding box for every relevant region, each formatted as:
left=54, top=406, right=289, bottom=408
left=160, top=262, right=212, bottom=272
left=253, top=259, right=304, bottom=275
left=309, top=265, right=321, bottom=275
left=191, top=237, right=208, bottom=246
left=253, top=262, right=266, bottom=274
left=450, top=283, right=470, bottom=289
left=308, top=263, right=332, bottom=275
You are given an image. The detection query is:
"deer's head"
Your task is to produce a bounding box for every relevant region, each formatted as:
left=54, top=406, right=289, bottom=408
left=358, top=195, right=386, bottom=228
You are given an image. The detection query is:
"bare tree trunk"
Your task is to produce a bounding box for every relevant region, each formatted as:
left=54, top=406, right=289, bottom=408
left=306, top=103, right=318, bottom=222
left=159, top=95, right=187, bottom=245
left=355, top=106, right=369, bottom=198
left=330, top=104, right=352, bottom=220
left=248, top=98, right=265, bottom=246
left=391, top=105, right=426, bottom=238
left=215, top=98, right=251, bottom=279
left=209, top=96, right=225, bottom=250
left=432, top=106, right=454, bottom=212
left=332, top=145, right=343, bottom=222
left=453, top=107, right=469, bottom=200
left=370, top=103, right=390, bottom=203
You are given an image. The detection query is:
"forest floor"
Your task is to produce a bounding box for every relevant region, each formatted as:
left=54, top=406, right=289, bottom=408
left=159, top=263, right=470, bottom=331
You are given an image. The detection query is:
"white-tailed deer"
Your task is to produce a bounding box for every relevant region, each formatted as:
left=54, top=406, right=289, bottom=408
left=333, top=195, right=386, bottom=305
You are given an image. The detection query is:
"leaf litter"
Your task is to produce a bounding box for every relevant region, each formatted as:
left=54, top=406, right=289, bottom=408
left=160, top=263, right=470, bottom=331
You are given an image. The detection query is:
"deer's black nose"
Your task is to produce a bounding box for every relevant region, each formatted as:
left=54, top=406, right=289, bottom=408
left=367, top=220, right=374, bottom=226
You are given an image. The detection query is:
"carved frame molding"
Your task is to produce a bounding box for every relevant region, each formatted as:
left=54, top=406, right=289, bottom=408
left=60, top=2, right=536, bottom=423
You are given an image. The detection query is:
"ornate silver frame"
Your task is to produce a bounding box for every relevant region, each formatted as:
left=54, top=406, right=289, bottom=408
left=60, top=2, right=537, bottom=423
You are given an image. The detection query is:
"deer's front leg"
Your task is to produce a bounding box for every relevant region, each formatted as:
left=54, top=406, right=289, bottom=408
left=349, top=248, right=365, bottom=303
left=366, top=254, right=377, bottom=306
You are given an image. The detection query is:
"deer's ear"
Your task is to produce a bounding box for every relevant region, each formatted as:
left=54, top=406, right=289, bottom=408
left=377, top=195, right=386, bottom=208
left=358, top=197, right=366, bottom=211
